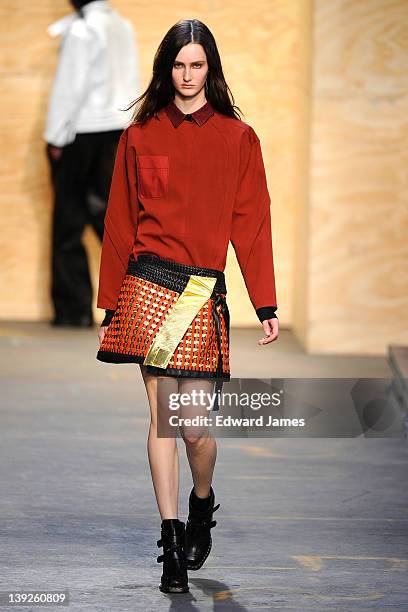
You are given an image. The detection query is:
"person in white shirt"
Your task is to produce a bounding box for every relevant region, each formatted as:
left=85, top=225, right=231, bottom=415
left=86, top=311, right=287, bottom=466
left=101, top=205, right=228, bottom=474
left=44, top=0, right=140, bottom=327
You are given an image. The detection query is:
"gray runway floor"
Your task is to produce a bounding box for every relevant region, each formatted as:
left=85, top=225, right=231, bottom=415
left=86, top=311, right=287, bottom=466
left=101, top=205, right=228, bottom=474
left=1, top=322, right=407, bottom=611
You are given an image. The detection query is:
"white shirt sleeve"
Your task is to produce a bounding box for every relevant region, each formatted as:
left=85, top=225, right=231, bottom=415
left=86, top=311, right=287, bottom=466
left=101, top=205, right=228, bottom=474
left=43, top=21, right=94, bottom=147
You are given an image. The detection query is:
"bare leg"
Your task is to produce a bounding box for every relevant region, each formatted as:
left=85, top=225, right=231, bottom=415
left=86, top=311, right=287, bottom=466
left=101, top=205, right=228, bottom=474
left=139, top=364, right=180, bottom=519
left=178, top=378, right=217, bottom=498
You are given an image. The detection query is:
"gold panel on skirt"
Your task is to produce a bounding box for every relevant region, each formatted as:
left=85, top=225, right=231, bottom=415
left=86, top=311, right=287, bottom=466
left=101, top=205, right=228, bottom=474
left=142, top=275, right=217, bottom=369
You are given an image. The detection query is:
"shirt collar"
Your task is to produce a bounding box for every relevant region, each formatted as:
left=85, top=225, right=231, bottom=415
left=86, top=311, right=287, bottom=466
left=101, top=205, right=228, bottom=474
left=164, top=100, right=214, bottom=128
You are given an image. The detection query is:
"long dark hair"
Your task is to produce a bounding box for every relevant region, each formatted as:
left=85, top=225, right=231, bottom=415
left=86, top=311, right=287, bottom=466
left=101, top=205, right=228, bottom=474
left=69, top=0, right=96, bottom=16
left=124, top=19, right=243, bottom=125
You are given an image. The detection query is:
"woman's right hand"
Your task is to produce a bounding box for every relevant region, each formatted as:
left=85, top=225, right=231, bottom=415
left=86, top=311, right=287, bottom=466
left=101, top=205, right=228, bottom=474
left=98, top=326, right=108, bottom=345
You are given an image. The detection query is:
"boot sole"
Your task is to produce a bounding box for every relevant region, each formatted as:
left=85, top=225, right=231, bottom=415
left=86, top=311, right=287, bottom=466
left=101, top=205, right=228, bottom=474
left=186, top=537, right=212, bottom=571
left=159, top=584, right=189, bottom=593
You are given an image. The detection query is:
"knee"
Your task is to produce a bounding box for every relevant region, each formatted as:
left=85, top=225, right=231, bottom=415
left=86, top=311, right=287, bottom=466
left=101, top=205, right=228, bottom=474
left=183, top=435, right=200, bottom=446
left=181, top=430, right=209, bottom=447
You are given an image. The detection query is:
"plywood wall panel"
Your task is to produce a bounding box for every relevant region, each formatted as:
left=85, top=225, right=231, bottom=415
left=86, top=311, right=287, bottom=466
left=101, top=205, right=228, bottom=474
left=302, top=0, right=408, bottom=354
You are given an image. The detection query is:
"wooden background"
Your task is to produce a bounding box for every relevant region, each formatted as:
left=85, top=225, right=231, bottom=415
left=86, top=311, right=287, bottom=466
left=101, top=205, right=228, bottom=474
left=0, top=0, right=406, bottom=355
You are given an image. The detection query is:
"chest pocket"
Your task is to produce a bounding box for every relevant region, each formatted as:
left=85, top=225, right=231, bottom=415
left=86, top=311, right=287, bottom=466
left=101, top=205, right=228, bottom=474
left=136, top=154, right=169, bottom=199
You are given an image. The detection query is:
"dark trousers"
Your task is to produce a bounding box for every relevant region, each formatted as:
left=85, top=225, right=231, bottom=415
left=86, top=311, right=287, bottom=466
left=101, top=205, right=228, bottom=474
left=46, top=130, right=122, bottom=323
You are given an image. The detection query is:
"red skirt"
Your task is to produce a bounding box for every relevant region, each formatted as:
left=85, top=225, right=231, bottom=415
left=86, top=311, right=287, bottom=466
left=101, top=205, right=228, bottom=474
left=97, top=254, right=230, bottom=382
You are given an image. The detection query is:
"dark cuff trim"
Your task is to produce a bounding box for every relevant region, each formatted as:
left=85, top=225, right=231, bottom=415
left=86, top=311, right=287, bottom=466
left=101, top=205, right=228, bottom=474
left=101, top=309, right=115, bottom=326
left=256, top=306, right=278, bottom=323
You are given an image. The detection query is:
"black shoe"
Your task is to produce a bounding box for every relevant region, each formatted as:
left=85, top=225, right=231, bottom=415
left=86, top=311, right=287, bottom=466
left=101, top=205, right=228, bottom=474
left=185, top=486, right=220, bottom=571
left=157, top=519, right=189, bottom=593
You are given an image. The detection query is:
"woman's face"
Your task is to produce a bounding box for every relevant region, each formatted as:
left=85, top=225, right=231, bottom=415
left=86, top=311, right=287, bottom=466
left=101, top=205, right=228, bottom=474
left=172, top=43, right=209, bottom=99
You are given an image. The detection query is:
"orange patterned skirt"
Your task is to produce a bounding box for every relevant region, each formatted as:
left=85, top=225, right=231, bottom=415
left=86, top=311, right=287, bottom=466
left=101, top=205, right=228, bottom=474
left=97, top=254, right=230, bottom=383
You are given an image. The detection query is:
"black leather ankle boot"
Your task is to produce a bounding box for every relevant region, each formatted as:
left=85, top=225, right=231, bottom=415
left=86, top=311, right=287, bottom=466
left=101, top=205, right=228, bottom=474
left=157, top=518, right=189, bottom=593
left=184, top=486, right=220, bottom=571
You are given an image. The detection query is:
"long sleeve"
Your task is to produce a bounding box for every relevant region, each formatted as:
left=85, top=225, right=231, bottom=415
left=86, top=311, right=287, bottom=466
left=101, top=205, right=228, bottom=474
left=43, top=20, right=96, bottom=147
left=97, top=127, right=139, bottom=311
left=230, top=126, right=278, bottom=321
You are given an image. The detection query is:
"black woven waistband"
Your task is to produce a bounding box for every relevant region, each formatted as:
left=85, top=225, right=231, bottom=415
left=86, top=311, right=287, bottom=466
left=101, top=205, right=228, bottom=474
left=127, top=254, right=227, bottom=296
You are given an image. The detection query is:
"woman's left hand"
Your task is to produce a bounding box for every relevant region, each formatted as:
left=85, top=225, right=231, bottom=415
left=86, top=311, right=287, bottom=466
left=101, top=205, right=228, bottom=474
left=258, top=317, right=279, bottom=345
left=98, top=326, right=108, bottom=345
left=47, top=144, right=64, bottom=160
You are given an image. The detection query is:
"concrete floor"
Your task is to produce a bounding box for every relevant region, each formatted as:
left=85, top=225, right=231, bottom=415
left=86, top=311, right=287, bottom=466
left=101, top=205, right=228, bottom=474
left=1, top=322, right=407, bottom=611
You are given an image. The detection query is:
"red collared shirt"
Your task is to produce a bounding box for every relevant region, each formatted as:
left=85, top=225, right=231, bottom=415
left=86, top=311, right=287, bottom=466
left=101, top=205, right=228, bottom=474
left=97, top=99, right=278, bottom=323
